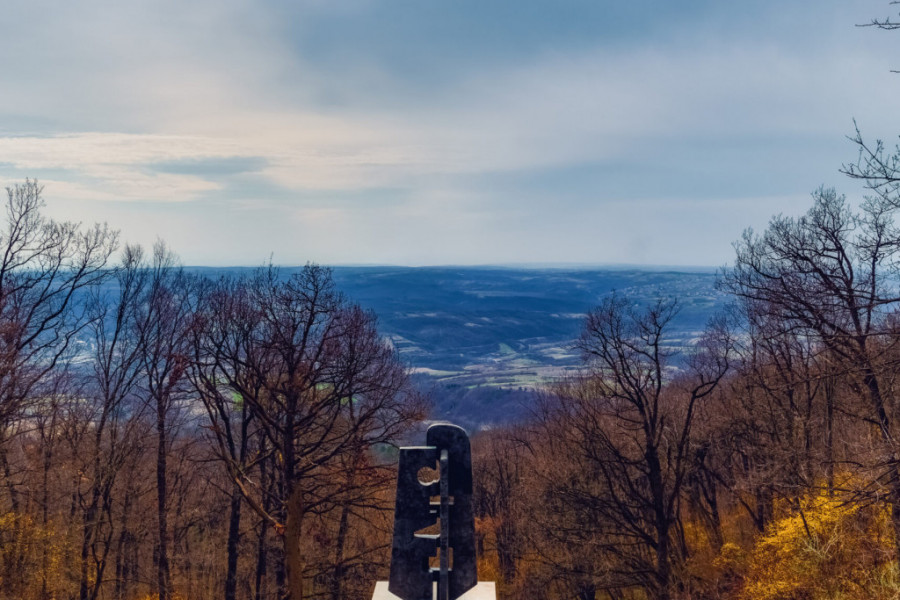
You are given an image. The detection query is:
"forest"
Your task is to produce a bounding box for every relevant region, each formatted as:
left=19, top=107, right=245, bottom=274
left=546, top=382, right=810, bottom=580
left=3, top=12, right=900, bottom=595
left=2, top=123, right=900, bottom=600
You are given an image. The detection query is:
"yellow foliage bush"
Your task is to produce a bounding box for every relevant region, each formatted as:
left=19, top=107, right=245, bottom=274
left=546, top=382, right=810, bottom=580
left=740, top=490, right=896, bottom=600
left=712, top=542, right=745, bottom=574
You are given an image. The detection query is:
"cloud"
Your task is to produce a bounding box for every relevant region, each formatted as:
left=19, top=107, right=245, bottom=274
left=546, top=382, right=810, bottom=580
left=4, top=37, right=894, bottom=198
left=0, top=0, right=897, bottom=265
left=147, top=156, right=268, bottom=177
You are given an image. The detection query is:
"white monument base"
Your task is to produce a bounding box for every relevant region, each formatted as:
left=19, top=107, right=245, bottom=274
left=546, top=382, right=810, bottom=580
left=371, top=581, right=496, bottom=600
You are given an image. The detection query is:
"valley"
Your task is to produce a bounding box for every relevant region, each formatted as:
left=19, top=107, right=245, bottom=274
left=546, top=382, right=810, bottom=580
left=328, top=266, right=728, bottom=427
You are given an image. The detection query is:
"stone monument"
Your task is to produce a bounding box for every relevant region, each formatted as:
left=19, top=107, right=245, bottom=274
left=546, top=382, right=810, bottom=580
left=372, top=423, right=495, bottom=600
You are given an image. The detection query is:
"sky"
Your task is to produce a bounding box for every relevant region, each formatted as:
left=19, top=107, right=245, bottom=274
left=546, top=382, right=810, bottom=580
left=1, top=0, right=899, bottom=267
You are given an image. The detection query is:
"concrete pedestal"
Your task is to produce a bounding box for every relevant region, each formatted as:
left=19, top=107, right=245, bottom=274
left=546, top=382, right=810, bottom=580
left=371, top=581, right=496, bottom=600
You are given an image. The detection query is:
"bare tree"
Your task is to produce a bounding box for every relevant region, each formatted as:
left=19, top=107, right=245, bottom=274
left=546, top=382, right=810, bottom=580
left=134, top=242, right=195, bottom=600
left=71, top=245, right=151, bottom=600
left=843, top=123, right=900, bottom=201
left=0, top=180, right=117, bottom=595
left=188, top=275, right=262, bottom=600
left=713, top=299, right=833, bottom=532
left=190, top=265, right=423, bottom=600
left=535, top=295, right=731, bottom=600
left=859, top=1, right=900, bottom=30
left=721, top=186, right=900, bottom=564
left=472, top=429, right=528, bottom=586
left=0, top=179, right=117, bottom=439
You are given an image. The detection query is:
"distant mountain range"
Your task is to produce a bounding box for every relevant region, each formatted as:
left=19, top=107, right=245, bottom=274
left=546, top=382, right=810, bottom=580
left=189, top=266, right=729, bottom=428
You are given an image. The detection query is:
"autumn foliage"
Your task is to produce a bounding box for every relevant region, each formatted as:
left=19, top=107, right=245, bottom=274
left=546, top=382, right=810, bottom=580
left=7, top=129, right=900, bottom=600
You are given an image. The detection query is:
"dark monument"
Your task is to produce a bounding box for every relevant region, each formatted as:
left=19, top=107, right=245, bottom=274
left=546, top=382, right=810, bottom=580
left=387, top=423, right=478, bottom=600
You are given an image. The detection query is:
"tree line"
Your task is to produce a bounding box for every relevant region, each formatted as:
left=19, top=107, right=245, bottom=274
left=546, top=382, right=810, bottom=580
left=469, top=134, right=900, bottom=598
left=0, top=180, right=423, bottom=600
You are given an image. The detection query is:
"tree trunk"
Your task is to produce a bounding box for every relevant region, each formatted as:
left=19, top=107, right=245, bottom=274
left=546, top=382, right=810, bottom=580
left=648, top=447, right=672, bottom=600
left=41, top=425, right=53, bottom=600
left=861, top=367, right=900, bottom=569
left=255, top=517, right=269, bottom=600
left=274, top=545, right=286, bottom=599
left=80, top=498, right=99, bottom=600
left=1, top=441, right=24, bottom=599
left=497, top=518, right=518, bottom=583
left=576, top=583, right=596, bottom=600
left=255, top=453, right=272, bottom=600
left=825, top=374, right=835, bottom=495
left=225, top=482, right=242, bottom=600
left=113, top=489, right=134, bottom=600
left=329, top=499, right=352, bottom=600
left=655, top=525, right=672, bottom=600
left=284, top=487, right=305, bottom=600
left=156, top=400, right=173, bottom=600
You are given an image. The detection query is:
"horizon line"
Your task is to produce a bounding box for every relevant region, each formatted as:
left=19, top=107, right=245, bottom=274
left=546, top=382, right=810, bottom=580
left=182, top=262, right=724, bottom=272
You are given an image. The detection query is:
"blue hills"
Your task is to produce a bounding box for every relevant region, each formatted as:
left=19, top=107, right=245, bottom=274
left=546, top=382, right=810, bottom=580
left=332, top=266, right=727, bottom=428
left=189, top=266, right=729, bottom=428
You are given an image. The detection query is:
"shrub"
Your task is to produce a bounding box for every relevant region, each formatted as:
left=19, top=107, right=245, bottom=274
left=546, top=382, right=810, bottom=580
left=741, top=490, right=895, bottom=600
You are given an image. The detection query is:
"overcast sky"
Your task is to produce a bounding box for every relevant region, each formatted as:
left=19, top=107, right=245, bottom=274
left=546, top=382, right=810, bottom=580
left=1, top=0, right=899, bottom=267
